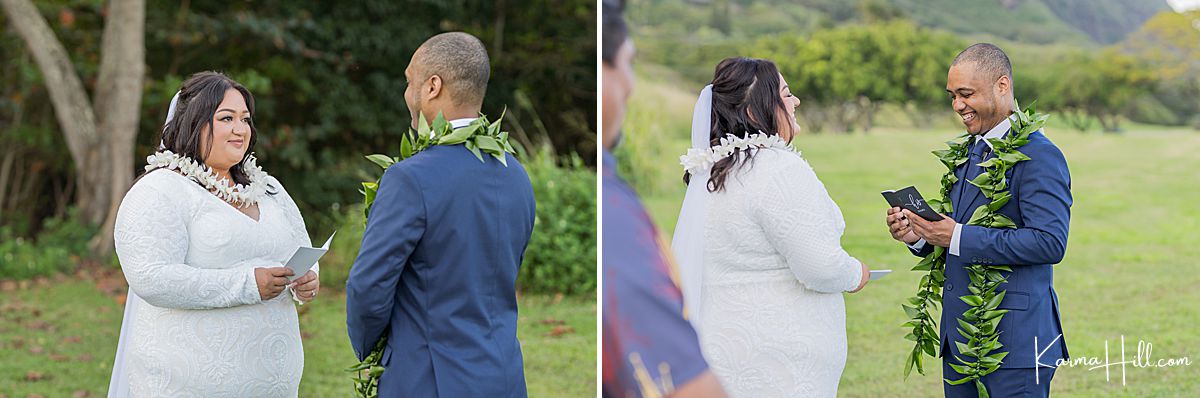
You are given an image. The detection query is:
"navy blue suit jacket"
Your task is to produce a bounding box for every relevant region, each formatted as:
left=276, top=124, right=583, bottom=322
left=347, top=144, right=535, bottom=397
left=912, top=130, right=1071, bottom=370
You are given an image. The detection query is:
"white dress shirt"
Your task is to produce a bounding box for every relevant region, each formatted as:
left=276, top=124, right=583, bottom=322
left=449, top=117, right=478, bottom=129
left=908, top=116, right=1013, bottom=256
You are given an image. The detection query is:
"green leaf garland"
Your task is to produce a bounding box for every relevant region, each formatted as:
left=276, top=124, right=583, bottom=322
left=903, top=100, right=1048, bottom=398
left=358, top=111, right=515, bottom=223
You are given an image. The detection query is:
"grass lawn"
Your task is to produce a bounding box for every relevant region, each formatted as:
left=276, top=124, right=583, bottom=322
left=619, top=70, right=1200, bottom=397
left=0, top=277, right=596, bottom=397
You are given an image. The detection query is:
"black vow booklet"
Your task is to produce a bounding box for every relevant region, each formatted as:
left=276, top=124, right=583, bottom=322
left=881, top=186, right=945, bottom=221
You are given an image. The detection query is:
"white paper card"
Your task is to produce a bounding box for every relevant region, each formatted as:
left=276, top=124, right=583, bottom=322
left=869, top=269, right=892, bottom=281
left=284, top=231, right=335, bottom=281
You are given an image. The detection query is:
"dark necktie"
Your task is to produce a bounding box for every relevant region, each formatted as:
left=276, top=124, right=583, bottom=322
left=956, top=136, right=983, bottom=215
left=977, top=137, right=992, bottom=160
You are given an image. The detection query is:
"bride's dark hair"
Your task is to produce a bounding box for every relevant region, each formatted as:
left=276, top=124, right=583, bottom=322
left=142, top=71, right=277, bottom=195
left=154, top=71, right=260, bottom=187
left=686, top=57, right=792, bottom=192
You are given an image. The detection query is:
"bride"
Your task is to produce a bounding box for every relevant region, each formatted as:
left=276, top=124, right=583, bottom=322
left=107, top=71, right=320, bottom=397
left=673, top=57, right=871, bottom=397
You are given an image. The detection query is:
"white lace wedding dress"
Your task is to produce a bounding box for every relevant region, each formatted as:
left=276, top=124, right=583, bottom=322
left=696, top=148, right=862, bottom=398
left=110, top=169, right=316, bottom=397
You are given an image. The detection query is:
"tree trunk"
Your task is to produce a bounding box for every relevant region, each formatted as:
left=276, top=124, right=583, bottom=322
left=904, top=103, right=935, bottom=129
left=492, top=0, right=504, bottom=59
left=18, top=159, right=44, bottom=214
left=2, top=0, right=146, bottom=257
left=1090, top=108, right=1120, bottom=133
left=859, top=96, right=876, bottom=133
left=54, top=170, right=75, bottom=219
left=0, top=147, right=14, bottom=219
left=8, top=151, right=25, bottom=214
left=0, top=0, right=106, bottom=223
left=799, top=104, right=828, bottom=134
left=90, top=0, right=146, bottom=255
left=832, top=101, right=856, bottom=134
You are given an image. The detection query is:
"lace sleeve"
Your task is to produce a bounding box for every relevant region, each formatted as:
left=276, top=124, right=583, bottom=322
left=114, top=176, right=262, bottom=309
left=751, top=154, right=862, bottom=293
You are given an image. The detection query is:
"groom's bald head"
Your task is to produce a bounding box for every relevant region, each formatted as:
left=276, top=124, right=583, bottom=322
left=410, top=32, right=490, bottom=108
left=952, top=43, right=1013, bottom=86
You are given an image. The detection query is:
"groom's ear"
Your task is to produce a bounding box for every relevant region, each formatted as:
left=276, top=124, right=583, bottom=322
left=995, top=74, right=1011, bottom=97
left=426, top=75, right=444, bottom=100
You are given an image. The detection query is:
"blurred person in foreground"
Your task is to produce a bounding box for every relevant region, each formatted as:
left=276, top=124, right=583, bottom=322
left=601, top=1, right=727, bottom=397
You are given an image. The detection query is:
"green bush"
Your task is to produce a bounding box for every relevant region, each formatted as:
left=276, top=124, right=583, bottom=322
left=317, top=148, right=597, bottom=295
left=521, top=149, right=597, bottom=295
left=0, top=208, right=96, bottom=280
left=316, top=203, right=368, bottom=291
left=1124, top=94, right=1182, bottom=126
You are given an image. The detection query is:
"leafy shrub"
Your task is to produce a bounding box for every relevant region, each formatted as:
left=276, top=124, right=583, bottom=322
left=315, top=203, right=367, bottom=291
left=1124, top=95, right=1182, bottom=126
left=317, top=148, right=597, bottom=295
left=0, top=208, right=96, bottom=280
left=520, top=149, right=597, bottom=295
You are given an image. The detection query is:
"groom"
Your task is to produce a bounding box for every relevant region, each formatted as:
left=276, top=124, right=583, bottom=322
left=888, top=43, right=1071, bottom=398
left=347, top=32, right=535, bottom=397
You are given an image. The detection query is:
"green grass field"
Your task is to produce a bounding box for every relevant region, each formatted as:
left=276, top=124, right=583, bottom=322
left=619, top=69, right=1200, bottom=397
left=0, top=277, right=595, bottom=397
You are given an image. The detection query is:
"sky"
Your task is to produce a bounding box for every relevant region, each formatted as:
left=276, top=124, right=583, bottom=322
left=1168, top=0, right=1200, bottom=11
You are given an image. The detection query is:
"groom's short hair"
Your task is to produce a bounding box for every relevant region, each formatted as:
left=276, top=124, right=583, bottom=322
left=413, top=32, right=490, bottom=107
left=952, top=43, right=1013, bottom=84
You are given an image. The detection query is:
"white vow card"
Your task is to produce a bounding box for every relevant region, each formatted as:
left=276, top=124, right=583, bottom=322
left=870, top=269, right=892, bottom=281
left=284, top=231, right=335, bottom=281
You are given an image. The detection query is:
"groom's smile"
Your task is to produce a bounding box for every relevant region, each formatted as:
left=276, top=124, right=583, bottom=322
left=960, top=110, right=976, bottom=127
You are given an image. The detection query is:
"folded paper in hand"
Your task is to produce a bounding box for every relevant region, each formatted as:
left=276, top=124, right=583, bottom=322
left=869, top=269, right=892, bottom=281
left=284, top=231, right=335, bottom=281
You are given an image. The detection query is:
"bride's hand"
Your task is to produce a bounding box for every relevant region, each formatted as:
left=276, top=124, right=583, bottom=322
left=255, top=267, right=295, bottom=301
left=291, top=271, right=319, bottom=303
left=849, top=260, right=869, bottom=293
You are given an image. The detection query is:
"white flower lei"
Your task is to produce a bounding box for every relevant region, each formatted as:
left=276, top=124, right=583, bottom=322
left=145, top=150, right=269, bottom=207
left=679, top=132, right=797, bottom=175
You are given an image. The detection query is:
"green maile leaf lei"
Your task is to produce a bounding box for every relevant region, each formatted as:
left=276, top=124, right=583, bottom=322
left=902, top=100, right=1048, bottom=398
left=345, top=110, right=515, bottom=398
left=359, top=110, right=515, bottom=222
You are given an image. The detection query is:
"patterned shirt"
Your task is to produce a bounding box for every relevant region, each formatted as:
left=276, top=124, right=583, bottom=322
left=602, top=151, right=710, bottom=398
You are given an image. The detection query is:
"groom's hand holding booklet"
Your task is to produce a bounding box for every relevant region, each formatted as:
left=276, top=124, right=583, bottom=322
left=881, top=186, right=944, bottom=221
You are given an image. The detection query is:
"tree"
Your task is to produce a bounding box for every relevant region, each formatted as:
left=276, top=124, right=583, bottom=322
left=1118, top=10, right=1200, bottom=128
left=1041, top=49, right=1152, bottom=132
left=1, top=0, right=145, bottom=255
left=1, top=1, right=596, bottom=262
left=754, top=21, right=962, bottom=133
left=710, top=0, right=732, bottom=36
